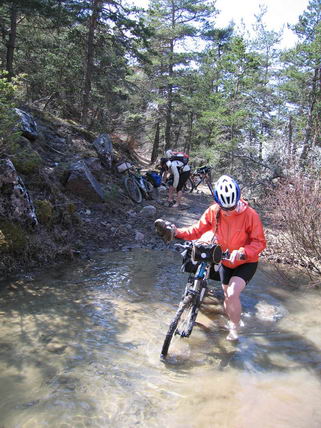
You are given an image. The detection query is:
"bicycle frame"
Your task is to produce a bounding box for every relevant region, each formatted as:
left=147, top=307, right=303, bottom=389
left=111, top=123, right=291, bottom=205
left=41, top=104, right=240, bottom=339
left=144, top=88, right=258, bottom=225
left=160, top=242, right=229, bottom=359
left=186, top=261, right=211, bottom=309
left=191, top=172, right=208, bottom=189
left=188, top=166, right=215, bottom=197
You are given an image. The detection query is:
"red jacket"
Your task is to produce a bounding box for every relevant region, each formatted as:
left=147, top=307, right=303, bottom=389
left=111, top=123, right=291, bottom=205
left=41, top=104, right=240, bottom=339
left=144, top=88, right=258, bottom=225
left=175, top=199, right=266, bottom=268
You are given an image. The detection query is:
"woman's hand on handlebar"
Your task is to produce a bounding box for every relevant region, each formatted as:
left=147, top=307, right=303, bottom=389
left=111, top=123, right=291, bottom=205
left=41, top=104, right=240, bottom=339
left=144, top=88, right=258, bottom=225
left=229, top=249, right=246, bottom=263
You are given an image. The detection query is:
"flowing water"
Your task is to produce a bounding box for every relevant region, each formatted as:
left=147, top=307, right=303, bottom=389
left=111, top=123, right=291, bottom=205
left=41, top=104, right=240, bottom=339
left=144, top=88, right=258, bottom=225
left=0, top=248, right=321, bottom=428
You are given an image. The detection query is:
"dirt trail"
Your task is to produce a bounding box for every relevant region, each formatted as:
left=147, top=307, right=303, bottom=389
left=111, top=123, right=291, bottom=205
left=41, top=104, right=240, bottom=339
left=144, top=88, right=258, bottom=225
left=118, top=183, right=270, bottom=265
left=119, top=184, right=214, bottom=252
left=156, top=187, right=212, bottom=228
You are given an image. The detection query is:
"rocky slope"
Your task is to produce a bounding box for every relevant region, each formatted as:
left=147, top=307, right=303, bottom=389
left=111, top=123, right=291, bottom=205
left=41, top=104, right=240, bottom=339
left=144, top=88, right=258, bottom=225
left=0, top=106, right=221, bottom=278
left=0, top=106, right=286, bottom=280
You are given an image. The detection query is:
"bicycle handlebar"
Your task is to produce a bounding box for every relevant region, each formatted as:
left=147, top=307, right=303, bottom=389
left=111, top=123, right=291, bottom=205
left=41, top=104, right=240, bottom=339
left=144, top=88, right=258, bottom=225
left=174, top=241, right=230, bottom=260
left=174, top=241, right=245, bottom=262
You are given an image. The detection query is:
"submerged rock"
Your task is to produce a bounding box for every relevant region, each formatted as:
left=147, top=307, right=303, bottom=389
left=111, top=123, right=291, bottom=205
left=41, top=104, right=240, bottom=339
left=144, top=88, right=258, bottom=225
left=255, top=301, right=287, bottom=322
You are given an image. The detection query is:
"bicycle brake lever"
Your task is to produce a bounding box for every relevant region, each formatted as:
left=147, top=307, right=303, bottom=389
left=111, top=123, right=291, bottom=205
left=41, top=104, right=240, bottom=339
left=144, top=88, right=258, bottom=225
left=222, top=250, right=230, bottom=260
left=223, top=250, right=245, bottom=261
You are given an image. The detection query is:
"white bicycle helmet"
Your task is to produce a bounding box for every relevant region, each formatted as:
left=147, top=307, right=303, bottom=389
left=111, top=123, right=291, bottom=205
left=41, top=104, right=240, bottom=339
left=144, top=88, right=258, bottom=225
left=165, top=149, right=173, bottom=158
left=214, top=175, right=241, bottom=209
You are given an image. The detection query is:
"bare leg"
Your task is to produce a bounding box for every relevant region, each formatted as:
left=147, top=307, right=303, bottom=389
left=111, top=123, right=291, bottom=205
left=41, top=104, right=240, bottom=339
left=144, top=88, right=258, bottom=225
left=174, top=190, right=183, bottom=207
left=222, top=276, right=246, bottom=340
left=168, top=186, right=174, bottom=203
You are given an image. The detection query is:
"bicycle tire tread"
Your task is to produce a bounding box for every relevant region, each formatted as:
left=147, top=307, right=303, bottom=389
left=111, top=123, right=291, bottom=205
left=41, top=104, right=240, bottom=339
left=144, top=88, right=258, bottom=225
left=124, top=176, right=142, bottom=203
left=160, top=294, right=194, bottom=359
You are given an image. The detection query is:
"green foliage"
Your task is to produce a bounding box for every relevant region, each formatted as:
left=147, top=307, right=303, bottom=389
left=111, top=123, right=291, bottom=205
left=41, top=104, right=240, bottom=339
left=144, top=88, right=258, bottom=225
left=35, top=200, right=53, bottom=225
left=190, top=144, right=221, bottom=168
left=8, top=140, right=43, bottom=175
left=0, top=72, right=21, bottom=154
left=0, top=0, right=319, bottom=180
left=279, top=0, right=321, bottom=165
left=0, top=220, right=27, bottom=255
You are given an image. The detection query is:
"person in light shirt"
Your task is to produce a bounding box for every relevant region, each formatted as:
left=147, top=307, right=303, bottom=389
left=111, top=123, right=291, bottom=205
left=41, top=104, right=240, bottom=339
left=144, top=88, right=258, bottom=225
left=160, top=150, right=191, bottom=208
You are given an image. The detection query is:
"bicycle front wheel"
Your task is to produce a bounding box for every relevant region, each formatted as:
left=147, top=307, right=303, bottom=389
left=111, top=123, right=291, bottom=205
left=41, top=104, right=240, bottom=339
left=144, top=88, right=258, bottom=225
left=160, top=293, right=194, bottom=359
left=143, top=179, right=155, bottom=200
left=124, top=176, right=143, bottom=203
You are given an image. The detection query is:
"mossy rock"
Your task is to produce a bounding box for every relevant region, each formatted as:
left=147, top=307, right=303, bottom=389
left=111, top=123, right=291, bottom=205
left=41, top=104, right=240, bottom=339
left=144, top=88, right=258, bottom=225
left=0, top=221, right=27, bottom=254
left=13, top=148, right=43, bottom=175
left=8, top=138, right=43, bottom=175
left=35, top=200, right=53, bottom=224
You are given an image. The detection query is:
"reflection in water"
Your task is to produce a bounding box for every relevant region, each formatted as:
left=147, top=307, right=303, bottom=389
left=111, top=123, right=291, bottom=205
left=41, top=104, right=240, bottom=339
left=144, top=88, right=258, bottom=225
left=0, top=249, right=321, bottom=427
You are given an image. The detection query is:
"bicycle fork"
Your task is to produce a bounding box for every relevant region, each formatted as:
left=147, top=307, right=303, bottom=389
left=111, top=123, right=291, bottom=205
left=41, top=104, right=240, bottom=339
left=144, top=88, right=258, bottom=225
left=176, top=278, right=207, bottom=338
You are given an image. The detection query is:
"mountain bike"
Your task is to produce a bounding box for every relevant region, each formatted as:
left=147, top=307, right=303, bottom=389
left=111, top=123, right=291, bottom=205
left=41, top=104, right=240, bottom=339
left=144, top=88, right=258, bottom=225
left=117, top=161, right=154, bottom=203
left=184, top=166, right=213, bottom=195
left=160, top=241, right=230, bottom=360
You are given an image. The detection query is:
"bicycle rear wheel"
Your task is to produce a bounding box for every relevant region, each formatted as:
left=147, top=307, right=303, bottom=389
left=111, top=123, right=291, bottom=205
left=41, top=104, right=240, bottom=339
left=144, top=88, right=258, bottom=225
left=124, top=176, right=142, bottom=203
left=160, top=293, right=196, bottom=359
left=184, top=178, right=194, bottom=193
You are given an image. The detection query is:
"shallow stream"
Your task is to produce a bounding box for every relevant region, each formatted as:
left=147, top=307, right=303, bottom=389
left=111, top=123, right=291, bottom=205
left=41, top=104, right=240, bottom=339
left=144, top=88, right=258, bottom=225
left=1, top=248, right=321, bottom=427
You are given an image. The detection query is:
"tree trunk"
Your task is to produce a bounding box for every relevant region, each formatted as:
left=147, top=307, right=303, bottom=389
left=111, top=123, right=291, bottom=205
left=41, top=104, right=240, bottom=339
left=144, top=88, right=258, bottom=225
left=300, top=68, right=318, bottom=165
left=151, top=121, right=160, bottom=163
left=174, top=123, right=182, bottom=146
left=81, top=0, right=101, bottom=126
left=287, top=115, right=293, bottom=167
left=184, top=112, right=194, bottom=154
left=164, top=7, right=175, bottom=151
left=6, top=4, right=18, bottom=80
left=164, top=79, right=173, bottom=151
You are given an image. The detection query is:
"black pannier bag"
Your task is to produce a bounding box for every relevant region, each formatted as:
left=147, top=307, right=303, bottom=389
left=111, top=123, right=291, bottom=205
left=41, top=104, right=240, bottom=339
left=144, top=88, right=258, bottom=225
left=180, top=246, right=198, bottom=274
left=192, top=242, right=222, bottom=263
left=180, top=243, right=221, bottom=281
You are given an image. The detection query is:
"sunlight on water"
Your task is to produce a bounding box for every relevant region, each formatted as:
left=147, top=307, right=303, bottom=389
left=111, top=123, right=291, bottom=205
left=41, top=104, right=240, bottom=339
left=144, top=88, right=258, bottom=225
left=164, top=369, right=321, bottom=428
left=0, top=250, right=321, bottom=427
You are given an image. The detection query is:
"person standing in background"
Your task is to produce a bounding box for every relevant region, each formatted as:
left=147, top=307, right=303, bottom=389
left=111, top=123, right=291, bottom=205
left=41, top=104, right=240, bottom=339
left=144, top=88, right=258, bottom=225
left=160, top=150, right=191, bottom=208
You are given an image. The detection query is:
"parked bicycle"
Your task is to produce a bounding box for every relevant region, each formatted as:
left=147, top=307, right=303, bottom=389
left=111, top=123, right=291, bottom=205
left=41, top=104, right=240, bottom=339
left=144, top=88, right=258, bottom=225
left=117, top=161, right=155, bottom=203
left=184, top=166, right=213, bottom=195
left=160, top=240, right=230, bottom=360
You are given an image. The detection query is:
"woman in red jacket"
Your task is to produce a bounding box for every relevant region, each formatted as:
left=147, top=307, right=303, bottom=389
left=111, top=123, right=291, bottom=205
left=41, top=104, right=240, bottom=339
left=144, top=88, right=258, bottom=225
left=155, top=175, right=266, bottom=341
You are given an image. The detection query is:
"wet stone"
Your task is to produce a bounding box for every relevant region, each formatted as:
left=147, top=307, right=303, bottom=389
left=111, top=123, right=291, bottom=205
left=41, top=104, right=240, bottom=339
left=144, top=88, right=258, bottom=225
left=46, top=343, right=67, bottom=353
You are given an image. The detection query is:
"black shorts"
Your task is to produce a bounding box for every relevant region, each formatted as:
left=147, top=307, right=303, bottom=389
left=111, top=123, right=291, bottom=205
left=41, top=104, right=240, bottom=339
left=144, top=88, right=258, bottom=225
left=215, top=262, right=258, bottom=285
left=167, top=170, right=191, bottom=192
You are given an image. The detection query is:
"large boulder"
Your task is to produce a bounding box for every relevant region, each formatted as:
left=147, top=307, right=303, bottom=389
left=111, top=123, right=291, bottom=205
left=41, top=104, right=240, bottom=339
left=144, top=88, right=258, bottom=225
left=14, top=108, right=38, bottom=141
left=65, top=160, right=106, bottom=202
